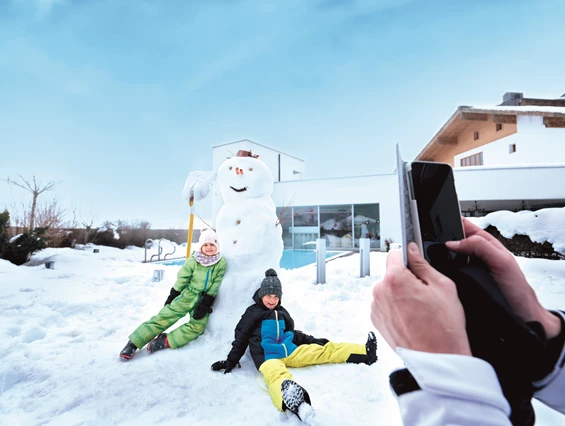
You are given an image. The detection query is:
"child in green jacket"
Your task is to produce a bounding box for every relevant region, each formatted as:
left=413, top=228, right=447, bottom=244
left=120, top=229, right=226, bottom=360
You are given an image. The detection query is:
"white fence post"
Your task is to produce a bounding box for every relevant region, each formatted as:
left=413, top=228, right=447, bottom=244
left=316, top=238, right=326, bottom=284
left=152, top=270, right=165, bottom=282
left=359, top=238, right=370, bottom=277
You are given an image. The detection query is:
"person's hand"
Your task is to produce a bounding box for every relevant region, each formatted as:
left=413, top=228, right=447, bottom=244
left=446, top=219, right=561, bottom=339
left=371, top=243, right=472, bottom=355
left=211, top=360, right=240, bottom=374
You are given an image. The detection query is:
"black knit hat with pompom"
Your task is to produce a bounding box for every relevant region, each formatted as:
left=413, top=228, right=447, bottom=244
left=258, top=268, right=282, bottom=299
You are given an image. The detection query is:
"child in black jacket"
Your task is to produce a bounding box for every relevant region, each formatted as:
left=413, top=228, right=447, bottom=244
left=211, top=268, right=377, bottom=421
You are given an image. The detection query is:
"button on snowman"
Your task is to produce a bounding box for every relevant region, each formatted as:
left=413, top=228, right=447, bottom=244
left=207, top=150, right=283, bottom=335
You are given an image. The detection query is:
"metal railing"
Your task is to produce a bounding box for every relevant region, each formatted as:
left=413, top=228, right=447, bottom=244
left=144, top=238, right=178, bottom=263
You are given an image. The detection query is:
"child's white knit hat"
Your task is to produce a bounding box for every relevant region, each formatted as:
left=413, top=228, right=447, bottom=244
left=199, top=228, right=220, bottom=251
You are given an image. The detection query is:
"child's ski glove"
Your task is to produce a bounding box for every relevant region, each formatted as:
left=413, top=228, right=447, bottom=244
left=211, top=359, right=241, bottom=374
left=192, top=293, right=216, bottom=320
left=164, top=288, right=181, bottom=306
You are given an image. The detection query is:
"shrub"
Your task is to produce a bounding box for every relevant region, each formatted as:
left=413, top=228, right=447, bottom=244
left=0, top=210, right=9, bottom=247
left=0, top=210, right=48, bottom=265
left=484, top=225, right=564, bottom=260
left=92, top=226, right=123, bottom=248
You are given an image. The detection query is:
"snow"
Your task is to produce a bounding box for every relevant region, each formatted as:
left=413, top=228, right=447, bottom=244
left=469, top=105, right=565, bottom=114
left=0, top=209, right=564, bottom=425
left=9, top=234, right=23, bottom=243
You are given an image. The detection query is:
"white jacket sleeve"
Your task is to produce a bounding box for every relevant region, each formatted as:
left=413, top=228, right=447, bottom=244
left=533, top=310, right=565, bottom=413
left=393, top=348, right=511, bottom=426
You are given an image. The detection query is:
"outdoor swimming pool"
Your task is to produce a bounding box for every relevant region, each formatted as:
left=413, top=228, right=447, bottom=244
left=158, top=249, right=345, bottom=270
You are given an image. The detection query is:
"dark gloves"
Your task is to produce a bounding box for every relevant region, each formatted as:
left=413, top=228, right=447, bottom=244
left=294, top=330, right=329, bottom=346
left=164, top=288, right=181, bottom=306
left=211, top=360, right=241, bottom=374
left=192, top=293, right=216, bottom=320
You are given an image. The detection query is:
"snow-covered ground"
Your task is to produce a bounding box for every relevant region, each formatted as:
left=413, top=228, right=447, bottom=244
left=1, top=208, right=565, bottom=425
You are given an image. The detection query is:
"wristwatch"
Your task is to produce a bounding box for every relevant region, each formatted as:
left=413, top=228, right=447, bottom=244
left=390, top=368, right=421, bottom=396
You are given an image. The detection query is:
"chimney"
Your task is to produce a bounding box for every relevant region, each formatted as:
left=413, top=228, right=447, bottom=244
left=501, top=92, right=524, bottom=106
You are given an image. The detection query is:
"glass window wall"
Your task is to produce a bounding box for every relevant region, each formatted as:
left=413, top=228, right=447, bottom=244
left=278, top=203, right=380, bottom=251
left=320, top=204, right=353, bottom=249
left=292, top=206, right=318, bottom=250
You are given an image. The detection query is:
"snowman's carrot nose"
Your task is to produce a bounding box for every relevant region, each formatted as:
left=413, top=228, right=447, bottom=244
left=236, top=167, right=244, bottom=175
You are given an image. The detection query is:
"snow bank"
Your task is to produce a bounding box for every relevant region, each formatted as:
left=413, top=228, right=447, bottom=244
left=470, top=207, right=565, bottom=254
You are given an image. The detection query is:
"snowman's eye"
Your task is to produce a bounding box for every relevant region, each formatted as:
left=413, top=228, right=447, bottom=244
left=249, top=168, right=253, bottom=171
left=229, top=166, right=233, bottom=170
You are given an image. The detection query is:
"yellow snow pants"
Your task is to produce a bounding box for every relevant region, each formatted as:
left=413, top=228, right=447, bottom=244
left=258, top=342, right=366, bottom=411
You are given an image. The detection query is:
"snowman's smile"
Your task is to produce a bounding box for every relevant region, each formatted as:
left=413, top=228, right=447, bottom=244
left=230, top=186, right=248, bottom=193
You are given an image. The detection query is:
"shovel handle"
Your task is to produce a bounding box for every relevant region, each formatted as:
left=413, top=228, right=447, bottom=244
left=186, top=214, right=194, bottom=259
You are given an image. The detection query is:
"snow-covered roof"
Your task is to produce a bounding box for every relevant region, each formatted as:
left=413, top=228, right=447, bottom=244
left=466, top=105, right=565, bottom=115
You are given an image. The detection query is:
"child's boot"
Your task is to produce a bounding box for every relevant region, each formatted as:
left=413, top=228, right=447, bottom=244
left=365, top=331, right=378, bottom=365
left=147, top=333, right=170, bottom=354
left=281, top=379, right=315, bottom=423
left=119, top=340, right=138, bottom=360
left=346, top=331, right=378, bottom=365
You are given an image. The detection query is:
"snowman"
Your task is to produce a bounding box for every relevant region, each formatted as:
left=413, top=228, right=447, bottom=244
left=207, top=150, right=283, bottom=336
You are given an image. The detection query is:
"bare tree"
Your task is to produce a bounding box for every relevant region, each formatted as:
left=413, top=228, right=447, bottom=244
left=82, top=219, right=94, bottom=244
left=276, top=194, right=296, bottom=227
left=3, top=175, right=57, bottom=233
left=8, top=201, right=29, bottom=233
left=35, top=199, right=66, bottom=230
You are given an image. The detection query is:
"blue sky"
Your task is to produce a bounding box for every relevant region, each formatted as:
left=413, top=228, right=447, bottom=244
left=1, top=0, right=564, bottom=229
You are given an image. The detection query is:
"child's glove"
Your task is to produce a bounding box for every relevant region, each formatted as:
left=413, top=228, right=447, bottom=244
left=164, top=288, right=181, bottom=306
left=192, top=293, right=216, bottom=320
left=211, top=360, right=241, bottom=374
left=313, top=338, right=329, bottom=346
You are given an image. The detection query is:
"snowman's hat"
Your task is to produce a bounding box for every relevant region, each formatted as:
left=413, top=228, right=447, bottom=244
left=236, top=150, right=260, bottom=159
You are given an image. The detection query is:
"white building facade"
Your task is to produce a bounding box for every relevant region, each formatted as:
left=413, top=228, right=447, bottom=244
left=454, top=114, right=565, bottom=168
left=211, top=140, right=400, bottom=251
left=211, top=96, right=565, bottom=252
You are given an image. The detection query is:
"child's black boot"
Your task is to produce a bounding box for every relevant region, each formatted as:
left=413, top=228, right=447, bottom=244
left=119, top=340, right=138, bottom=360
left=346, top=331, right=378, bottom=365
left=281, top=379, right=315, bottom=423
left=365, top=331, right=378, bottom=365
left=147, top=333, right=170, bottom=354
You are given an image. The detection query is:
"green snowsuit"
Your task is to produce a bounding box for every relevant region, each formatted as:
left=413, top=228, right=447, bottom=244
left=129, top=256, right=226, bottom=349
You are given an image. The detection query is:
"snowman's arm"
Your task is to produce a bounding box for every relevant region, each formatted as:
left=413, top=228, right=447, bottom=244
left=173, top=257, right=196, bottom=293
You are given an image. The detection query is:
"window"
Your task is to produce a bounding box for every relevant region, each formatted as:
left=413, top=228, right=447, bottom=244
left=460, top=152, right=483, bottom=167
left=353, top=203, right=380, bottom=247
left=496, top=123, right=503, bottom=132
left=320, top=205, right=352, bottom=249
left=473, top=131, right=479, bottom=141
left=509, top=143, right=516, bottom=154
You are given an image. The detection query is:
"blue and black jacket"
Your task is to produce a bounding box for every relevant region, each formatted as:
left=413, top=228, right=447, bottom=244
left=226, top=289, right=328, bottom=370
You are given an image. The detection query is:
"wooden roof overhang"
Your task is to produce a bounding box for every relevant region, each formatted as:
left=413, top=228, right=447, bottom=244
left=417, top=106, right=565, bottom=161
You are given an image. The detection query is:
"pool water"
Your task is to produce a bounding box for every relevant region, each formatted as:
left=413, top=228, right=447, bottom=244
left=279, top=249, right=344, bottom=269
left=158, top=249, right=345, bottom=270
